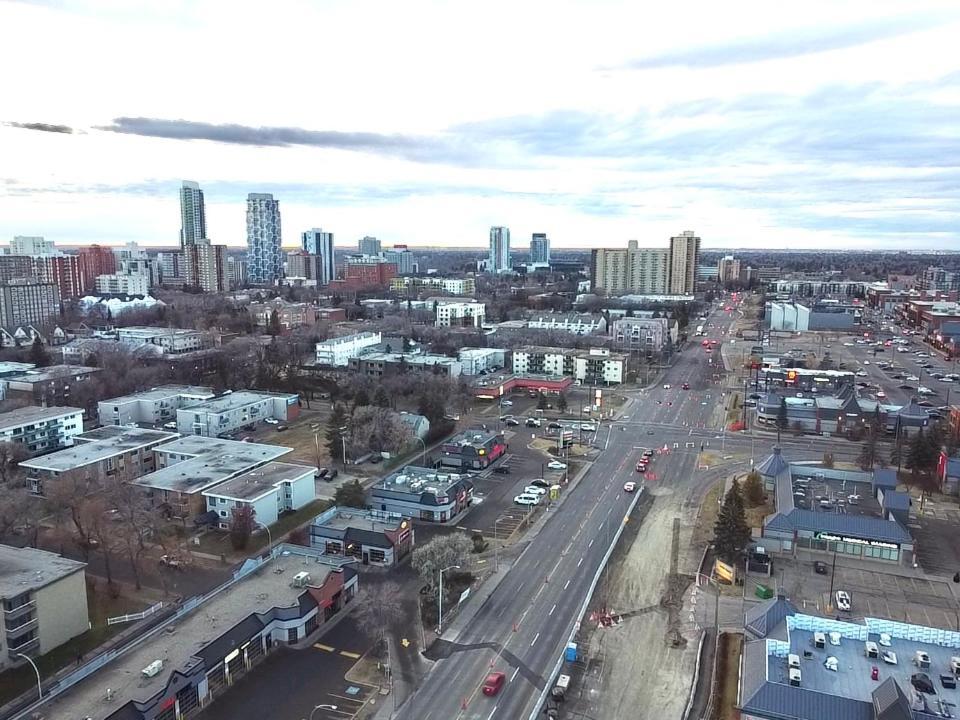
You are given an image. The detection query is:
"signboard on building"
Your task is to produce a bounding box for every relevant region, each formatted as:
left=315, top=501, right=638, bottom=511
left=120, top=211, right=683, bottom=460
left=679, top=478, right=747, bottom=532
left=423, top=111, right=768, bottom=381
left=814, top=531, right=899, bottom=550
left=714, top=559, right=735, bottom=584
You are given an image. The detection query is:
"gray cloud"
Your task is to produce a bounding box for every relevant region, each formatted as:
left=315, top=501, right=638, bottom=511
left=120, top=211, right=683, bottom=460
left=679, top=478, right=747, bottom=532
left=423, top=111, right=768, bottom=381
left=95, top=117, right=469, bottom=163
left=616, top=16, right=950, bottom=70
left=7, top=121, right=74, bottom=134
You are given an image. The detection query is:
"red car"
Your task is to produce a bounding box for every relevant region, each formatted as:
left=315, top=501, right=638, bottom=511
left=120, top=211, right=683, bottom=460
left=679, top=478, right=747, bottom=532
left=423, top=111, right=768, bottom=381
left=682, top=383, right=690, bottom=390
left=636, top=462, right=647, bottom=473
left=483, top=671, right=506, bottom=696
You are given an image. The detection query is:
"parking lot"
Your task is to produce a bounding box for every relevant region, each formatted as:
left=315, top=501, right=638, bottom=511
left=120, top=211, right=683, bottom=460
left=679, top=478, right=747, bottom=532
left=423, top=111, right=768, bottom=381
left=763, top=553, right=960, bottom=630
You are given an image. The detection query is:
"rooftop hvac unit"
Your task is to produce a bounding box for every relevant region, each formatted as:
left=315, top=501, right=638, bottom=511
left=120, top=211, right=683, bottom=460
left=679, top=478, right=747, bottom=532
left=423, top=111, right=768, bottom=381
left=292, top=571, right=311, bottom=588
left=395, top=475, right=407, bottom=485
left=915, top=651, right=931, bottom=669
left=788, top=653, right=801, bottom=668
left=789, top=668, right=801, bottom=686
left=824, top=657, right=839, bottom=672
left=829, top=632, right=841, bottom=646
left=865, top=641, right=879, bottom=658
left=951, top=657, right=960, bottom=675
left=142, top=660, right=163, bottom=678
left=814, top=632, right=826, bottom=649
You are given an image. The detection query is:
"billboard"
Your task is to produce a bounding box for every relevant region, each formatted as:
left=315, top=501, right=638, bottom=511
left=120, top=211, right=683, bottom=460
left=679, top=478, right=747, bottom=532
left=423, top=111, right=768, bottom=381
left=714, top=559, right=736, bottom=584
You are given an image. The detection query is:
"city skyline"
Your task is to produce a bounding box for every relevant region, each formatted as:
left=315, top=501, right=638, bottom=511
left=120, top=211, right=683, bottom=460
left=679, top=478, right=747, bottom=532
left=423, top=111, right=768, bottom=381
left=2, top=1, right=960, bottom=251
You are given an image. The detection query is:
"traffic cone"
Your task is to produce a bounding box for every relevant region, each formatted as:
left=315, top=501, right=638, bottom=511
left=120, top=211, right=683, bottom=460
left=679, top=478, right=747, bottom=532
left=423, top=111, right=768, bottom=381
left=513, top=622, right=518, bottom=632
left=462, top=698, right=468, bottom=709
left=545, top=575, right=549, bottom=584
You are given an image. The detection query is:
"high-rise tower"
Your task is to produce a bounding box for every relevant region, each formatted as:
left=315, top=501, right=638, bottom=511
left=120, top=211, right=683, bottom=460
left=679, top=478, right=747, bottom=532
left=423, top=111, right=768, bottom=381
left=246, top=193, right=283, bottom=284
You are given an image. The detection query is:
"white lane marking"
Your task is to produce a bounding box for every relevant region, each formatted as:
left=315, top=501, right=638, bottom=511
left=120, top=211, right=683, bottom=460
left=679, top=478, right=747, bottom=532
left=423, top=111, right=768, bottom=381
left=511, top=667, right=520, bottom=681
left=588, top=538, right=594, bottom=548
left=564, top=579, right=571, bottom=590
left=487, top=708, right=497, bottom=720
left=577, top=557, right=584, bottom=567
left=531, top=632, right=540, bottom=646
left=549, top=603, right=557, bottom=616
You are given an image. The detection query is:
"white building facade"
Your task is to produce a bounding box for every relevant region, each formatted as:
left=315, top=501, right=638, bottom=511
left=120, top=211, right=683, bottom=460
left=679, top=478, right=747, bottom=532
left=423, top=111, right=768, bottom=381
left=315, top=331, right=382, bottom=366
left=434, top=299, right=486, bottom=327
left=202, top=462, right=316, bottom=529
left=246, top=193, right=283, bottom=284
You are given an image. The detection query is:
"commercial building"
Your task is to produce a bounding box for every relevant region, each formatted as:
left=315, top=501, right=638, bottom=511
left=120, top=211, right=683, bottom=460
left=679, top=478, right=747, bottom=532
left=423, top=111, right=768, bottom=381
left=34, top=544, right=357, bottom=720
left=383, top=245, right=415, bottom=275
left=176, top=391, right=299, bottom=437
left=179, top=180, right=207, bottom=249
left=512, top=346, right=626, bottom=385
left=767, top=301, right=862, bottom=331
left=10, top=235, right=56, bottom=256
left=116, top=326, right=209, bottom=354
left=390, top=275, right=476, bottom=296
left=433, top=298, right=486, bottom=327
left=249, top=298, right=317, bottom=330
left=348, top=352, right=463, bottom=378
left=358, top=235, right=381, bottom=255
left=740, top=597, right=960, bottom=720
left=2, top=364, right=100, bottom=408
left=0, top=544, right=88, bottom=671
left=185, top=240, right=229, bottom=293
left=770, top=278, right=868, bottom=297
left=668, top=231, right=700, bottom=295
left=77, top=244, right=117, bottom=290
left=371, top=465, right=475, bottom=522
left=756, top=446, right=914, bottom=565
left=202, top=462, right=316, bottom=529
left=301, top=228, right=335, bottom=285
left=95, top=272, right=150, bottom=295
left=488, top=226, right=511, bottom=273
left=530, top=233, right=550, bottom=264
left=135, top=436, right=293, bottom=519
left=440, top=427, right=507, bottom=470
left=310, top=506, right=414, bottom=567
left=0, top=405, right=83, bottom=455
left=246, top=193, right=283, bottom=284
left=526, top=312, right=607, bottom=335
left=0, top=280, right=61, bottom=327
left=22, top=426, right=179, bottom=495
left=611, top=316, right=677, bottom=354
left=315, top=331, right=382, bottom=366
left=458, top=347, right=507, bottom=375
left=97, top=384, right=215, bottom=427
left=470, top=373, right=574, bottom=400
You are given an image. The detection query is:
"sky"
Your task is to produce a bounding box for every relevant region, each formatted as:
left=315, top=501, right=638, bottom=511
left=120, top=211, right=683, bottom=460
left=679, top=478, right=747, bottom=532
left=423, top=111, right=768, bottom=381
left=2, top=0, right=960, bottom=251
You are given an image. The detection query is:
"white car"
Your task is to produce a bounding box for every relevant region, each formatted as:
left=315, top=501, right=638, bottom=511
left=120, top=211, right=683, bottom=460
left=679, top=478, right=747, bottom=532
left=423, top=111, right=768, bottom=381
left=623, top=481, right=637, bottom=493
left=843, top=342, right=855, bottom=347
left=264, top=418, right=280, bottom=425
left=501, top=400, right=513, bottom=407
left=663, top=384, right=672, bottom=390
left=547, top=461, right=567, bottom=470
left=856, top=370, right=867, bottom=377
left=906, top=375, right=919, bottom=381
left=863, top=360, right=870, bottom=365
left=941, top=377, right=956, bottom=383
left=835, top=590, right=852, bottom=612
left=514, top=493, right=540, bottom=506
left=523, top=485, right=547, bottom=496
left=579, top=424, right=596, bottom=432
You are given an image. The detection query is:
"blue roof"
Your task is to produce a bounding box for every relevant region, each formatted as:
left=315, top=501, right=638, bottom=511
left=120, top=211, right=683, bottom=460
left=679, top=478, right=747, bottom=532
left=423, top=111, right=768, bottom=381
left=744, top=595, right=798, bottom=638
left=947, top=458, right=960, bottom=478
left=741, top=683, right=874, bottom=720
left=881, top=490, right=911, bottom=512
left=765, top=509, right=913, bottom=545
left=872, top=468, right=898, bottom=490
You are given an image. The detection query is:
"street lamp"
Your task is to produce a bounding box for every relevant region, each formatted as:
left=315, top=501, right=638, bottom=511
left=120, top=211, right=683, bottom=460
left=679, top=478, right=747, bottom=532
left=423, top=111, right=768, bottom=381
left=339, top=426, right=348, bottom=467
left=437, top=564, right=461, bottom=635
left=308, top=705, right=338, bottom=720
left=14, top=652, right=41, bottom=701
left=257, top=521, right=273, bottom=562
left=493, top=518, right=503, bottom=571
left=413, top=436, right=427, bottom=468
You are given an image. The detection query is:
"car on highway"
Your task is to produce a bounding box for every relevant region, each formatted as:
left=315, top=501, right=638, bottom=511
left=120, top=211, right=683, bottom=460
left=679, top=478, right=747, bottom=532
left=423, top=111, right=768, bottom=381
left=636, top=461, right=647, bottom=472
left=642, top=449, right=654, bottom=458
left=483, top=671, right=506, bottom=696
left=663, top=384, right=672, bottom=389
left=514, top=493, right=540, bottom=506
left=547, top=460, right=567, bottom=470
left=523, top=485, right=547, bottom=496
left=682, top=382, right=690, bottom=390
left=835, top=590, right=852, bottom=611
left=906, top=374, right=920, bottom=381
left=623, top=481, right=638, bottom=493
left=863, top=360, right=871, bottom=365
left=579, top=424, right=596, bottom=432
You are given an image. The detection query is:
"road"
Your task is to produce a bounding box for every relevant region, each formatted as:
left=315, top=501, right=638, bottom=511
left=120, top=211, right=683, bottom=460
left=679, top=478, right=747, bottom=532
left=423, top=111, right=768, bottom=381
left=395, top=305, right=742, bottom=720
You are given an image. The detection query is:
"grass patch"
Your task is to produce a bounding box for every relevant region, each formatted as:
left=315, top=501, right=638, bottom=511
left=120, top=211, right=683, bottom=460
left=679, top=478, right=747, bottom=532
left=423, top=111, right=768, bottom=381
left=0, top=583, right=144, bottom=706
left=244, top=499, right=333, bottom=553
left=712, top=632, right=744, bottom=720
left=693, top=482, right=723, bottom=550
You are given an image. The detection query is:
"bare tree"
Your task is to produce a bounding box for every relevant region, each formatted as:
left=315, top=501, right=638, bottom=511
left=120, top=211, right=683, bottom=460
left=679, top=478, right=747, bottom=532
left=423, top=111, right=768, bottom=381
left=411, top=534, right=473, bottom=592
left=44, top=469, right=101, bottom=557
left=350, top=581, right=406, bottom=645
left=0, top=441, right=29, bottom=485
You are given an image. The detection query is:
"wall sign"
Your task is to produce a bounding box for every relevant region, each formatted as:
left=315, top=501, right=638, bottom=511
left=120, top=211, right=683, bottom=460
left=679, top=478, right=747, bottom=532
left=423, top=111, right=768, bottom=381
left=814, top=531, right=898, bottom=550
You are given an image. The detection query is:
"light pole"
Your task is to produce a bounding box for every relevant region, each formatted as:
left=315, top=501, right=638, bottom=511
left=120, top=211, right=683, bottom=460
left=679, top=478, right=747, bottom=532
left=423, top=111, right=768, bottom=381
left=308, top=705, right=338, bottom=720
left=14, top=652, right=41, bottom=700
left=493, top=518, right=503, bottom=571
left=413, top=436, right=427, bottom=468
left=437, top=564, right=461, bottom=635
left=257, top=521, right=273, bottom=562
left=339, top=425, right=348, bottom=467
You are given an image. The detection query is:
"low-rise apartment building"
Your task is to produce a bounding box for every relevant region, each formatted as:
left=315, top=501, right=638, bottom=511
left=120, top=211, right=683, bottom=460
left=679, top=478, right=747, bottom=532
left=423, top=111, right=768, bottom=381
left=432, top=298, right=486, bottom=327
left=389, top=276, right=476, bottom=296
left=248, top=298, right=317, bottom=330
left=315, top=331, right=382, bottom=366
left=0, top=406, right=84, bottom=456
left=2, top=365, right=101, bottom=409
left=176, top=391, right=299, bottom=437
left=526, top=312, right=607, bottom=335
left=348, top=352, right=463, bottom=378
left=512, top=346, right=626, bottom=385
left=98, top=384, right=216, bottom=427
left=116, top=326, right=209, bottom=354
left=611, top=316, right=677, bottom=353
left=371, top=466, right=474, bottom=523
left=0, top=544, right=89, bottom=671
left=458, top=348, right=507, bottom=375
left=21, top=426, right=179, bottom=495
left=135, top=436, right=293, bottom=519
left=202, top=462, right=316, bottom=529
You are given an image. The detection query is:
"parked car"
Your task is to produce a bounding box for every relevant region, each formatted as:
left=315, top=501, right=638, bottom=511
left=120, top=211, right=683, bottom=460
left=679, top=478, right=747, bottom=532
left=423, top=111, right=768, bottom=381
left=526, top=418, right=542, bottom=427
left=483, top=671, right=506, bottom=696
left=264, top=418, right=280, bottom=425
left=492, top=465, right=512, bottom=475
left=835, top=590, right=852, bottom=611
left=814, top=561, right=828, bottom=575
left=514, top=493, right=540, bottom=506
left=276, top=424, right=288, bottom=432
left=523, top=485, right=547, bottom=496
left=327, top=469, right=339, bottom=481
left=505, top=418, right=520, bottom=426
left=159, top=555, right=183, bottom=569
left=547, top=460, right=567, bottom=470
left=500, top=400, right=513, bottom=407
left=623, top=481, right=637, bottom=493
left=315, top=467, right=329, bottom=479
left=529, top=478, right=550, bottom=488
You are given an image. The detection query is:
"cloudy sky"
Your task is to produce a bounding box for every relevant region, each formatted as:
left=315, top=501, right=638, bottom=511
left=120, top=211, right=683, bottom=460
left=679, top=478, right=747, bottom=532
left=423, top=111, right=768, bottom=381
left=2, top=0, right=959, bottom=251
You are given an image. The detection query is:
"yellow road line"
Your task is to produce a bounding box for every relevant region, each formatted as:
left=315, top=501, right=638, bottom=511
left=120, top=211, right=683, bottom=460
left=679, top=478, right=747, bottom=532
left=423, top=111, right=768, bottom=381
left=339, top=650, right=361, bottom=659
left=313, top=643, right=335, bottom=652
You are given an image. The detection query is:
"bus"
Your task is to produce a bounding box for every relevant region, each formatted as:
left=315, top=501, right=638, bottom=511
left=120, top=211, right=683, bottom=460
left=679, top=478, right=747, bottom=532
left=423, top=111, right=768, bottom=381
left=695, top=325, right=705, bottom=336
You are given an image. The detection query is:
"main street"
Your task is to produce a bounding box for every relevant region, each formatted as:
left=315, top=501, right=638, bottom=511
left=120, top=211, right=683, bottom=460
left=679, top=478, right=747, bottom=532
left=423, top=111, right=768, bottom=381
left=395, top=306, right=741, bottom=720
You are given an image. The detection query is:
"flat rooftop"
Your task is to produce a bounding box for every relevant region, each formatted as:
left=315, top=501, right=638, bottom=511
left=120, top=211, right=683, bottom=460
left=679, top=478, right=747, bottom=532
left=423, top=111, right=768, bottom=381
left=4, top=365, right=99, bottom=383
left=39, top=551, right=331, bottom=720
left=137, top=438, right=292, bottom=494
left=21, top=427, right=179, bottom=472
left=203, top=462, right=315, bottom=501
left=376, top=465, right=470, bottom=493
left=446, top=427, right=500, bottom=448
left=101, top=385, right=215, bottom=405
left=118, top=326, right=203, bottom=337
left=182, top=391, right=291, bottom=414
left=0, top=544, right=85, bottom=598
left=315, top=507, right=404, bottom=533
left=0, top=405, right=83, bottom=430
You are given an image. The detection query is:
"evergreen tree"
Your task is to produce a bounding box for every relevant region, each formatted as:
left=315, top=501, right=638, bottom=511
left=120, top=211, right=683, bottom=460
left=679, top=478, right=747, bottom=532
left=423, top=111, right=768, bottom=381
left=28, top=336, right=50, bottom=367
left=743, top=470, right=765, bottom=507
left=373, top=385, right=391, bottom=409
left=906, top=427, right=928, bottom=475
left=353, top=387, right=370, bottom=408
left=327, top=403, right=348, bottom=463
left=713, top=480, right=751, bottom=563
left=267, top=309, right=282, bottom=336
left=776, top=397, right=788, bottom=440
left=557, top=392, right=568, bottom=413
left=822, top=452, right=835, bottom=469
left=857, top=435, right=878, bottom=471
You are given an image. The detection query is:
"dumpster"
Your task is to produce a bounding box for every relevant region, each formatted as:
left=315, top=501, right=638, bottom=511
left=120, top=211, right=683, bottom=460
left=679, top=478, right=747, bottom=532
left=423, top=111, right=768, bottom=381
left=756, top=584, right=774, bottom=600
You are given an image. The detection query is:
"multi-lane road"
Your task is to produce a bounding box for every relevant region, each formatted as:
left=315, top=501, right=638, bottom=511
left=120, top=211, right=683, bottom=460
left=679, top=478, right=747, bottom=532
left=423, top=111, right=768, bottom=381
left=395, top=308, right=739, bottom=720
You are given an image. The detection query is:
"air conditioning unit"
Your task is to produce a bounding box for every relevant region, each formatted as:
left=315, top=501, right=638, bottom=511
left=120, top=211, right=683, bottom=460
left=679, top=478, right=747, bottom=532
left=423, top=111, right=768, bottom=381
left=142, top=660, right=163, bottom=678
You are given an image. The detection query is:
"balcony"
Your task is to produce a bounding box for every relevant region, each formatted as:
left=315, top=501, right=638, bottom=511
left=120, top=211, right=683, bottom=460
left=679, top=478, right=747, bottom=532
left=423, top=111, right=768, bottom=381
left=5, top=615, right=38, bottom=637
left=3, top=598, right=36, bottom=619
left=7, top=634, right=39, bottom=655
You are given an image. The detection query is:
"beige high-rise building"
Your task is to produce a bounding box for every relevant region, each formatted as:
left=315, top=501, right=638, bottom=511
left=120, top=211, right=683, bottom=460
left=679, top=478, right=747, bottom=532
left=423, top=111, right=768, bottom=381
left=668, top=230, right=700, bottom=295
left=185, top=240, right=229, bottom=293
left=590, top=240, right=669, bottom=295
left=717, top=255, right=741, bottom=285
